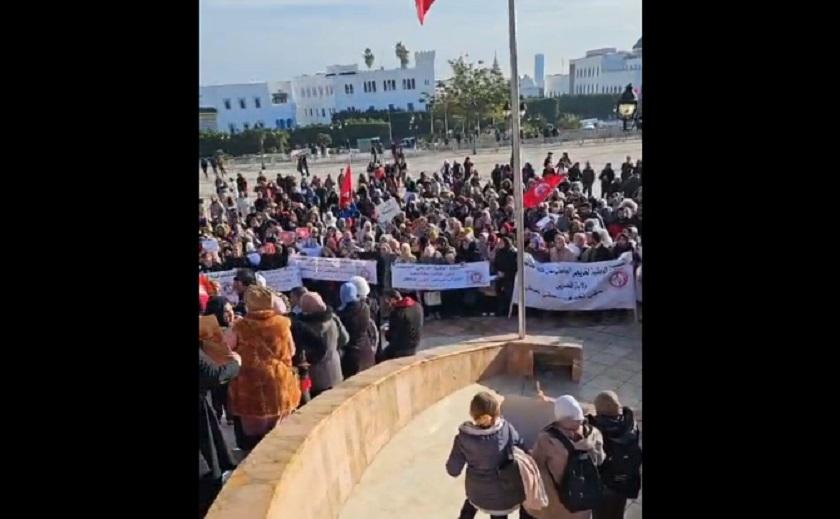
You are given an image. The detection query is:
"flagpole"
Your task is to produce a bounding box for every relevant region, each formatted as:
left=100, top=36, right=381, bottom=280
left=507, top=0, right=526, bottom=339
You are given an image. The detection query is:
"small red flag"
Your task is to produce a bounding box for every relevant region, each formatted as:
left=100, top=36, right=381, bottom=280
left=339, top=164, right=353, bottom=208
left=416, top=0, right=436, bottom=25
left=523, top=174, right=565, bottom=209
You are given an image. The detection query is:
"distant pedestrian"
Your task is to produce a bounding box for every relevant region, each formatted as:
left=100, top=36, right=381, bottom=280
left=200, top=157, right=209, bottom=179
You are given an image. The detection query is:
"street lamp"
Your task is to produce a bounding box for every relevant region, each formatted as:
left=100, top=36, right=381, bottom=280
left=408, top=115, right=416, bottom=147
left=617, top=84, right=638, bottom=131
left=259, top=126, right=266, bottom=170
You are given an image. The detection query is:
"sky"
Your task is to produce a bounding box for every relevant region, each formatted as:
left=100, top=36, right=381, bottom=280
left=199, top=0, right=641, bottom=86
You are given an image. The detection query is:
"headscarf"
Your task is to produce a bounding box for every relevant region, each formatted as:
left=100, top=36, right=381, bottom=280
left=300, top=292, right=327, bottom=314
left=203, top=296, right=230, bottom=327
left=349, top=275, right=371, bottom=298
left=244, top=286, right=273, bottom=312
left=338, top=282, right=360, bottom=311
left=553, top=395, right=584, bottom=421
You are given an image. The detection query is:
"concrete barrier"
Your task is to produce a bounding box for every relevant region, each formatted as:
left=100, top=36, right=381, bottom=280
left=206, top=338, right=579, bottom=519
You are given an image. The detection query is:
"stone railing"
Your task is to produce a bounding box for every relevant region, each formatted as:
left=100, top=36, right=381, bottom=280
left=206, top=337, right=580, bottom=519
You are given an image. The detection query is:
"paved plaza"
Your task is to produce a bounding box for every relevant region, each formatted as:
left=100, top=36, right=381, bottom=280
left=200, top=138, right=642, bottom=201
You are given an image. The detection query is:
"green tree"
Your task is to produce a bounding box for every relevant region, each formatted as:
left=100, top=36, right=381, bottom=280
left=316, top=133, right=332, bottom=147
left=443, top=57, right=508, bottom=136
left=363, top=48, right=375, bottom=69
left=395, top=42, right=409, bottom=69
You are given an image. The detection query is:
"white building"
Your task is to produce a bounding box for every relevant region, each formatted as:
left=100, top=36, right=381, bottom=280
left=291, top=51, right=436, bottom=127
left=198, top=82, right=297, bottom=133
left=569, top=38, right=642, bottom=96
left=544, top=74, right=569, bottom=97
left=519, top=74, right=542, bottom=98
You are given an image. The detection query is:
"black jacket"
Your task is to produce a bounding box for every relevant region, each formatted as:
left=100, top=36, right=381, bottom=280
left=199, top=349, right=239, bottom=480
left=338, top=301, right=375, bottom=377
left=383, top=298, right=423, bottom=360
left=582, top=167, right=595, bottom=184
left=599, top=167, right=615, bottom=184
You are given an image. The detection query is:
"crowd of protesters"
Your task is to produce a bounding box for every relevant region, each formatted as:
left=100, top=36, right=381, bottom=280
left=198, top=145, right=642, bottom=517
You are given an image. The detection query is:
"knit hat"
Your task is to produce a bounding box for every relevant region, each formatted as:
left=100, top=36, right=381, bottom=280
left=244, top=286, right=273, bottom=312
left=338, top=282, right=359, bottom=311
left=299, top=292, right=327, bottom=314
left=349, top=275, right=371, bottom=298
left=594, top=391, right=622, bottom=417
left=553, top=395, right=584, bottom=422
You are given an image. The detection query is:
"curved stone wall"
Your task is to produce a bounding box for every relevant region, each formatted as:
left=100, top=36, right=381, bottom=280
left=206, top=338, right=578, bottom=519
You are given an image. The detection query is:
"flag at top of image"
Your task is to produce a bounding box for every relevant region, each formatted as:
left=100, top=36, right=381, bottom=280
left=416, top=0, right=436, bottom=24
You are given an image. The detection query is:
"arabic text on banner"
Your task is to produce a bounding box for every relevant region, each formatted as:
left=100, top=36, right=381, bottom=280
left=391, top=261, right=491, bottom=290
left=376, top=198, right=401, bottom=227
left=514, top=252, right=636, bottom=311
left=205, top=269, right=238, bottom=303
left=289, top=255, right=378, bottom=284
left=260, top=267, right=303, bottom=292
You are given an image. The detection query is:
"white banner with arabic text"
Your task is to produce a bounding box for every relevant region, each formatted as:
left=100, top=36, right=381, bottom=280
left=391, top=261, right=491, bottom=291
left=289, top=255, right=378, bottom=284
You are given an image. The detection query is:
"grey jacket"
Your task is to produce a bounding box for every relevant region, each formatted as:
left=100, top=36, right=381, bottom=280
left=298, top=309, right=349, bottom=393
left=446, top=418, right=526, bottom=513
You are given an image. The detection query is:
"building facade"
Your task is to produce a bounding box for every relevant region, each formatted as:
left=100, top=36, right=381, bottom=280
left=519, top=74, right=542, bottom=98
left=290, top=51, right=436, bottom=127
left=568, top=39, right=642, bottom=97
left=198, top=82, right=297, bottom=133
left=544, top=74, right=569, bottom=97
left=199, top=107, right=218, bottom=132
left=534, top=54, right=545, bottom=89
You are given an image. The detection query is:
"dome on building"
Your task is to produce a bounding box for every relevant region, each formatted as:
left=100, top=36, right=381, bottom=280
left=633, top=37, right=642, bottom=50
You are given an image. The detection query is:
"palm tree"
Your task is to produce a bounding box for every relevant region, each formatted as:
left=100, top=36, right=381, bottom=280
left=363, top=48, right=375, bottom=69
left=395, top=42, right=410, bottom=69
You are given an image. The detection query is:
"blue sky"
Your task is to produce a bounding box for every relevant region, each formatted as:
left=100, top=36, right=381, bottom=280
left=199, top=0, right=641, bottom=85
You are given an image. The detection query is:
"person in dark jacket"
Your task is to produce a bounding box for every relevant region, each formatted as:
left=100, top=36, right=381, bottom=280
left=446, top=391, right=527, bottom=519
left=587, top=229, right=615, bottom=262
left=598, top=163, right=615, bottom=198
left=493, top=237, right=518, bottom=316
left=620, top=156, right=633, bottom=181
left=582, top=161, right=595, bottom=197
left=232, top=269, right=257, bottom=315
left=380, top=289, right=423, bottom=361
left=200, top=158, right=209, bottom=179
left=199, top=346, right=241, bottom=518
left=295, top=292, right=348, bottom=397
left=337, top=282, right=375, bottom=378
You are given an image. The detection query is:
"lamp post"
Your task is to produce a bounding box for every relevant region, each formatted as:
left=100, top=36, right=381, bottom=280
left=408, top=115, right=416, bottom=148
left=259, top=126, right=266, bottom=170
left=387, top=108, right=393, bottom=145
left=617, top=84, right=638, bottom=132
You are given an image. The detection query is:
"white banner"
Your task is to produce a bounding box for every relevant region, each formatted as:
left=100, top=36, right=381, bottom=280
left=289, top=255, right=378, bottom=284
left=514, top=253, right=636, bottom=311
left=376, top=198, right=401, bottom=229
left=391, top=262, right=491, bottom=290
left=260, top=267, right=303, bottom=292
left=205, top=269, right=238, bottom=304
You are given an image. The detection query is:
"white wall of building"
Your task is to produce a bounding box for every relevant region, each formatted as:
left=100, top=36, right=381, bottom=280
left=569, top=44, right=642, bottom=97
left=199, top=83, right=297, bottom=133
left=291, top=51, right=435, bottom=127
left=544, top=74, right=569, bottom=97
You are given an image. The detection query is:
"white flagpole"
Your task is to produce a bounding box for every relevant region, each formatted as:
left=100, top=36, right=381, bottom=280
left=508, top=0, right=526, bottom=339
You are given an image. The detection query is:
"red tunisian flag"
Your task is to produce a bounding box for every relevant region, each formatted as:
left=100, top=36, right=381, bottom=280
left=339, top=164, right=353, bottom=208
left=416, top=0, right=436, bottom=24
left=523, top=173, right=566, bottom=209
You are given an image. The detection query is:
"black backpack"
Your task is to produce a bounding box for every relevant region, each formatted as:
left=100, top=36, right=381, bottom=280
left=545, top=425, right=603, bottom=513
left=589, top=408, right=642, bottom=498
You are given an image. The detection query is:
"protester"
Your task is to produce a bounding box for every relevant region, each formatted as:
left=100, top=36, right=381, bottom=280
left=232, top=269, right=257, bottom=315
left=227, top=286, right=301, bottom=450
left=204, top=296, right=237, bottom=423
left=529, top=395, right=606, bottom=519
left=446, top=391, right=528, bottom=519
left=494, top=237, right=518, bottom=316
left=295, top=292, right=348, bottom=397
left=337, top=282, right=375, bottom=378
left=380, top=289, right=423, bottom=361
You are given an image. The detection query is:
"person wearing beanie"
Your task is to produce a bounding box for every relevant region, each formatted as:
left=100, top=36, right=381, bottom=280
left=227, top=286, right=301, bottom=451
left=527, top=394, right=605, bottom=519
left=446, top=391, right=527, bottom=519
left=588, top=392, right=642, bottom=519
left=295, top=292, right=348, bottom=397
left=379, top=289, right=423, bottom=361
left=337, top=282, right=376, bottom=378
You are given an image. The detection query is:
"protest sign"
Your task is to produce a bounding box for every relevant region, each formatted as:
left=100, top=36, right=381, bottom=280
left=289, top=255, right=378, bottom=284
left=512, top=252, right=636, bottom=311
left=298, top=246, right=322, bottom=257
left=376, top=198, right=401, bottom=228
left=391, top=262, right=491, bottom=291
left=260, top=267, right=303, bottom=292
left=205, top=269, right=238, bottom=303
left=201, top=239, right=219, bottom=253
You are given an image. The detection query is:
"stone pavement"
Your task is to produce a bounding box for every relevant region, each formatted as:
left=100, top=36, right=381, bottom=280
left=341, top=312, right=642, bottom=518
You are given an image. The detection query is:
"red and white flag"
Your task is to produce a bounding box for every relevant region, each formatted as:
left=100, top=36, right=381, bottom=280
left=416, top=0, right=436, bottom=25
left=339, top=164, right=353, bottom=208
left=523, top=174, right=566, bottom=209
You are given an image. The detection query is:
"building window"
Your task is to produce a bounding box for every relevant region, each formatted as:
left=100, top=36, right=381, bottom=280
left=345, top=84, right=354, bottom=94
left=276, top=119, right=284, bottom=129
left=239, top=98, right=247, bottom=109
left=286, top=118, right=293, bottom=128
left=389, top=104, right=395, bottom=111
left=383, top=80, right=388, bottom=91
left=272, top=92, right=288, bottom=104
left=407, top=102, right=414, bottom=111
left=425, top=79, right=430, bottom=85
left=224, top=99, right=232, bottom=110
left=243, top=122, right=250, bottom=130
left=254, top=97, right=262, bottom=108
left=229, top=123, right=236, bottom=133
left=321, top=108, right=326, bottom=118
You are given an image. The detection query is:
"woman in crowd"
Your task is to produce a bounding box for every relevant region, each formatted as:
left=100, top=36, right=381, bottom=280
left=494, top=237, right=518, bottom=316
left=204, top=296, right=237, bottom=424
left=227, top=286, right=301, bottom=450
left=295, top=292, right=348, bottom=398
left=529, top=395, right=606, bottom=519
left=446, top=391, right=527, bottom=519
left=337, top=282, right=375, bottom=378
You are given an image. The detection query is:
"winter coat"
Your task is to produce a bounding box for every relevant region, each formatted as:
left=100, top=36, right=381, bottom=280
left=446, top=419, right=526, bottom=515
left=528, top=423, right=605, bottom=519
left=587, top=244, right=614, bottom=263
left=199, top=349, right=239, bottom=479
left=228, top=311, right=301, bottom=418
left=338, top=301, right=375, bottom=377
left=382, top=297, right=423, bottom=360
left=296, top=309, right=348, bottom=393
